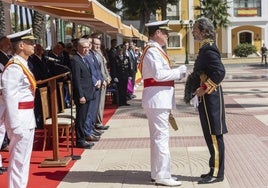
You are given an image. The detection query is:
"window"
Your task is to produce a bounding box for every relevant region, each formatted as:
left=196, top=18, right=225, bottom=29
left=168, top=32, right=181, bottom=48
left=239, top=32, right=252, bottom=44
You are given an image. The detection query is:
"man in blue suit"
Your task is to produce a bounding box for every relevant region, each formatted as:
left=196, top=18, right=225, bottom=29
left=83, top=36, right=104, bottom=142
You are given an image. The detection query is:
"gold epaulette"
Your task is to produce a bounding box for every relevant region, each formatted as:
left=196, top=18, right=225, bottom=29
left=200, top=38, right=214, bottom=48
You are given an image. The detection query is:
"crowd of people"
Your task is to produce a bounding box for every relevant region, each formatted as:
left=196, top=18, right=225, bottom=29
left=0, top=28, right=142, bottom=187
left=0, top=17, right=231, bottom=188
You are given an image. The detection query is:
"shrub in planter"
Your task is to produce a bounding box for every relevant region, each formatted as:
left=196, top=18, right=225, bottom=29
left=233, top=43, right=257, bottom=57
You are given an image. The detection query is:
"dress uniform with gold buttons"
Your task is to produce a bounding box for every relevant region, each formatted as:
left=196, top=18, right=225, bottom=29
left=185, top=17, right=227, bottom=184
left=2, top=28, right=36, bottom=188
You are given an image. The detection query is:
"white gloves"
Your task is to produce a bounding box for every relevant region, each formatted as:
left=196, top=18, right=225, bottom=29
left=190, top=95, right=199, bottom=108
left=13, top=127, right=24, bottom=139
left=114, top=77, right=119, bottom=83
left=177, top=65, right=187, bottom=78
left=128, top=77, right=132, bottom=80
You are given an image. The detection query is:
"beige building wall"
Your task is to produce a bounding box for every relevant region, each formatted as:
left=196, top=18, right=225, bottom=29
left=166, top=0, right=268, bottom=61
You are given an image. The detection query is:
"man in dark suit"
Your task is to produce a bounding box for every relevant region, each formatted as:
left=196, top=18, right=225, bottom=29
left=0, top=36, right=13, bottom=66
left=71, top=38, right=95, bottom=149
left=28, top=44, right=49, bottom=81
left=46, top=42, right=71, bottom=109
left=28, top=44, right=50, bottom=129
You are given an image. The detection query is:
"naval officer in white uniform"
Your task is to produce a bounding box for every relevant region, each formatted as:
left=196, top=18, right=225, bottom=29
left=140, top=20, right=187, bottom=186
left=2, top=28, right=36, bottom=188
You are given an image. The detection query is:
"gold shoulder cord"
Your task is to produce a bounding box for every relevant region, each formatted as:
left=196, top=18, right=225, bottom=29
left=4, top=58, right=37, bottom=94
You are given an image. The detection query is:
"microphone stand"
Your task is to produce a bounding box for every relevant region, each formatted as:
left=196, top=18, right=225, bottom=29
left=44, top=55, right=81, bottom=160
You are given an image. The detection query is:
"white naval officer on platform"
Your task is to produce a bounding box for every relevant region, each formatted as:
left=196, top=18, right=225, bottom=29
left=140, top=20, right=187, bottom=186
left=2, top=28, right=36, bottom=188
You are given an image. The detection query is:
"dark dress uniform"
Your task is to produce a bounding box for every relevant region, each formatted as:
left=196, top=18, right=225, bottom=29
left=187, top=40, right=227, bottom=179
left=115, top=54, right=131, bottom=106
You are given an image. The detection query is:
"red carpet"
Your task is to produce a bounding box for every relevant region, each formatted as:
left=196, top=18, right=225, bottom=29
left=0, top=105, right=117, bottom=188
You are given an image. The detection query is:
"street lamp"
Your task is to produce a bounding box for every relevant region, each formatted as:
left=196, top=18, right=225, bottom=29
left=180, top=20, right=194, bottom=64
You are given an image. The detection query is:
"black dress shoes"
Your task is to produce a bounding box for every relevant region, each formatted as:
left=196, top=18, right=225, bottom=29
left=76, top=141, right=94, bottom=149
left=119, top=103, right=130, bottom=106
left=92, top=129, right=103, bottom=136
left=0, top=166, right=8, bottom=172
left=198, top=176, right=224, bottom=184
left=96, top=124, right=110, bottom=130
left=85, top=135, right=100, bottom=142
left=200, top=172, right=211, bottom=178
left=0, top=166, right=7, bottom=175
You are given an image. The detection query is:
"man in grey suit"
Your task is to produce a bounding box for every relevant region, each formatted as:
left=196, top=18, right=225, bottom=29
left=92, top=37, right=111, bottom=130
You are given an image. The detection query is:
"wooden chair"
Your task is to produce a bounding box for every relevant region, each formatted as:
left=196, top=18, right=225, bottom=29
left=57, top=81, right=76, bottom=118
left=39, top=87, right=75, bottom=151
left=57, top=82, right=65, bottom=113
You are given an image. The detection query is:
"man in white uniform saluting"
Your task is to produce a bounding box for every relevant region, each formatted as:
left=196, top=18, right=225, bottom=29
left=140, top=20, right=187, bottom=186
left=2, top=28, right=36, bottom=188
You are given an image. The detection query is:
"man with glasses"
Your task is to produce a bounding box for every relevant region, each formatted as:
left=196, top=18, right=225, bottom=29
left=2, top=28, right=36, bottom=188
left=140, top=20, right=187, bottom=186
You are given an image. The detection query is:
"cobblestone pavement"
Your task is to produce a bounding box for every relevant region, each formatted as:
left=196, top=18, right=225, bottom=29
left=58, top=63, right=268, bottom=188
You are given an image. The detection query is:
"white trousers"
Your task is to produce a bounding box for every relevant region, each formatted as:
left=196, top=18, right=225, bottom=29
left=144, top=108, right=171, bottom=180
left=7, top=128, right=34, bottom=188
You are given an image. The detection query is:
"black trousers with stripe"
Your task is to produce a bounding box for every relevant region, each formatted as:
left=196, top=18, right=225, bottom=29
left=200, top=116, right=225, bottom=178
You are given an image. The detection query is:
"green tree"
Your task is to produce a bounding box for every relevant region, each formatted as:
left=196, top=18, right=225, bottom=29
left=121, top=0, right=177, bottom=34
left=98, top=0, right=119, bottom=13
left=98, top=0, right=178, bottom=34
left=32, top=11, right=46, bottom=44
left=14, top=5, right=18, bottom=32
left=195, top=0, right=230, bottom=29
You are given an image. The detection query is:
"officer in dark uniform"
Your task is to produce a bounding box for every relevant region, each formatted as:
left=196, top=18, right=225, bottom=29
left=184, top=17, right=227, bottom=184
left=115, top=46, right=131, bottom=106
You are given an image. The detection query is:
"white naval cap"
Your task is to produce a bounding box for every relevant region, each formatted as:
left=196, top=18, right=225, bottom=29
left=145, top=20, right=171, bottom=31
left=7, top=28, right=36, bottom=43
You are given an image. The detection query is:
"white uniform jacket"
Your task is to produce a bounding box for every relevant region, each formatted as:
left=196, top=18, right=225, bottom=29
left=142, top=40, right=183, bottom=109
left=2, top=55, right=36, bottom=132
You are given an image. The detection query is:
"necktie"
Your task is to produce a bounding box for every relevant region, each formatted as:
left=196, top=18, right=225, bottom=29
left=83, top=57, right=89, bottom=69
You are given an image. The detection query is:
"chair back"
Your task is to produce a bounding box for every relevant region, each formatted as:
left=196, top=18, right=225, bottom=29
left=39, top=87, right=51, bottom=122
left=57, top=82, right=65, bottom=113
